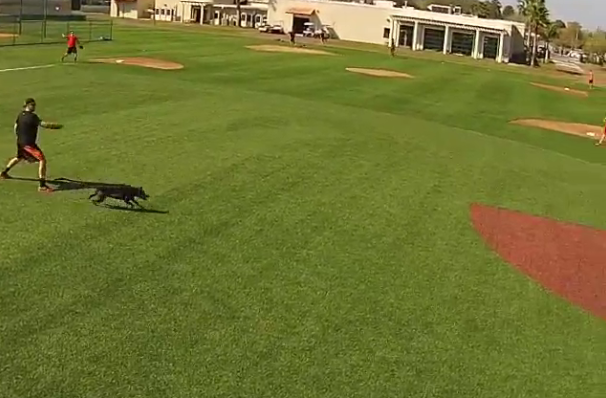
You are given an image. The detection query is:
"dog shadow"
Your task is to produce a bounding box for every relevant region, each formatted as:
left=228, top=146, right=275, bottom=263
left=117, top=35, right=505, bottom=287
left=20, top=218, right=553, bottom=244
left=7, top=177, right=169, bottom=214
left=101, top=204, right=169, bottom=214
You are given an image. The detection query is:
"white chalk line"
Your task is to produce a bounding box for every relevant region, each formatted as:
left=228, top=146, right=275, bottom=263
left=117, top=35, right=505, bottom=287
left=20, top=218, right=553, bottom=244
left=0, top=64, right=56, bottom=73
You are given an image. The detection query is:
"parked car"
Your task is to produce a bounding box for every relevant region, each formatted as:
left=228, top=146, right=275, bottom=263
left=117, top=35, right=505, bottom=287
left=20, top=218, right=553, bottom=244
left=258, top=24, right=284, bottom=34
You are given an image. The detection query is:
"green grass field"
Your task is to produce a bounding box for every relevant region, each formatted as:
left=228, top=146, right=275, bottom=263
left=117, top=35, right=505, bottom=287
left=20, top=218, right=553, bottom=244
left=0, top=22, right=605, bottom=398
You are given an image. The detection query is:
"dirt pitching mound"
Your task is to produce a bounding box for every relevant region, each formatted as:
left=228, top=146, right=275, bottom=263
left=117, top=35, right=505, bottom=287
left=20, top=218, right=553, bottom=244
left=531, top=82, right=588, bottom=97
left=346, top=67, right=413, bottom=78
left=0, top=33, right=16, bottom=38
left=510, top=119, right=602, bottom=139
left=246, top=45, right=333, bottom=56
left=471, top=203, right=606, bottom=320
left=90, top=57, right=183, bottom=70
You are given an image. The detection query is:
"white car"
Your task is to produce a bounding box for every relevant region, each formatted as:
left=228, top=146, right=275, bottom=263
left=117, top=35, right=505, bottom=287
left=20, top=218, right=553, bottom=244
left=258, top=24, right=284, bottom=34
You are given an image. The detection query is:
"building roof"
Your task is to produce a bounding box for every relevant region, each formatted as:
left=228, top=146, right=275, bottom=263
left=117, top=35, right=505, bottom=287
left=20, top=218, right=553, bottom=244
left=390, top=14, right=507, bottom=35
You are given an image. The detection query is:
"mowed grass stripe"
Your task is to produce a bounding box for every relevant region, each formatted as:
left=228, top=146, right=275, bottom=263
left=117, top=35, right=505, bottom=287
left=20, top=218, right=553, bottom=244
left=0, top=24, right=605, bottom=398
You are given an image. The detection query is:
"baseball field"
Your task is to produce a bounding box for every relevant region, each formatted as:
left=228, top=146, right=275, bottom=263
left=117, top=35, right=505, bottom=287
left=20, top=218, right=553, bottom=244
left=0, top=21, right=605, bottom=398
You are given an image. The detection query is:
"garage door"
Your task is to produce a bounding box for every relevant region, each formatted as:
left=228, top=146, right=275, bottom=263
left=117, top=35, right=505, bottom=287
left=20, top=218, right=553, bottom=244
left=451, top=31, right=475, bottom=56
left=423, top=27, right=445, bottom=51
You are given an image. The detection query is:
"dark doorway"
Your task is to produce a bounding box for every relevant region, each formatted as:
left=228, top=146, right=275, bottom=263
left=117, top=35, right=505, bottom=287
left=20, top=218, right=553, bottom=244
left=292, top=16, right=309, bottom=34
left=191, top=5, right=201, bottom=23
left=451, top=31, right=474, bottom=56
left=398, top=24, right=414, bottom=47
left=483, top=35, right=499, bottom=59
left=71, top=0, right=81, bottom=11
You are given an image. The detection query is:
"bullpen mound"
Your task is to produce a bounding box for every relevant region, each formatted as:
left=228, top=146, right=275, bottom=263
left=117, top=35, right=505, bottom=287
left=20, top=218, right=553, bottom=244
left=90, top=57, right=183, bottom=70
left=0, top=33, right=16, bottom=39
left=471, top=203, right=606, bottom=320
left=531, top=82, right=588, bottom=97
left=346, top=68, right=413, bottom=78
left=246, top=45, right=333, bottom=55
left=510, top=119, right=601, bottom=139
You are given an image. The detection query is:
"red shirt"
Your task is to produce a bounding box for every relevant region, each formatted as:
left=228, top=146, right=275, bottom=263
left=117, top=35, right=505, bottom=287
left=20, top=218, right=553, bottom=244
left=67, top=34, right=78, bottom=47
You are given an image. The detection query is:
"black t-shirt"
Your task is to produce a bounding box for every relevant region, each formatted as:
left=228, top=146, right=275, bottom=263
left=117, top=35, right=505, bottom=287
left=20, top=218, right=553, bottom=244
left=15, top=110, right=41, bottom=146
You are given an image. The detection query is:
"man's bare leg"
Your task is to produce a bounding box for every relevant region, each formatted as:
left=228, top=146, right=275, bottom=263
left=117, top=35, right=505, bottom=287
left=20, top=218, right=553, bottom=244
left=1, top=157, right=21, bottom=178
left=596, top=134, right=605, bottom=146
left=37, top=159, right=53, bottom=192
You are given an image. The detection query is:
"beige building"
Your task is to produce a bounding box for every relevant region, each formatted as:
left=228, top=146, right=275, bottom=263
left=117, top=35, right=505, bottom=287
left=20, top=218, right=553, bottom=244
left=111, top=0, right=153, bottom=19
left=110, top=0, right=268, bottom=27
left=268, top=0, right=526, bottom=63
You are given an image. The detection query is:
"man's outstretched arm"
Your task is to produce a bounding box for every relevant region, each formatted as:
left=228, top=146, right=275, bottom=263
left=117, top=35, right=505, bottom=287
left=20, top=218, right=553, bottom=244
left=40, top=121, right=63, bottom=129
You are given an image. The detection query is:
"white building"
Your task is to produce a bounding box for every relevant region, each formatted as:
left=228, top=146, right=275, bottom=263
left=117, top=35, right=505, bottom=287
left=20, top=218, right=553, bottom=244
left=110, top=0, right=268, bottom=28
left=267, top=0, right=527, bottom=63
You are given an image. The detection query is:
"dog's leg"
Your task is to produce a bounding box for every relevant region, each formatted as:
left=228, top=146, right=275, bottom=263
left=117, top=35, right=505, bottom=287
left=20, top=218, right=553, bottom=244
left=131, top=198, right=143, bottom=208
left=93, top=193, right=106, bottom=205
left=88, top=190, right=99, bottom=200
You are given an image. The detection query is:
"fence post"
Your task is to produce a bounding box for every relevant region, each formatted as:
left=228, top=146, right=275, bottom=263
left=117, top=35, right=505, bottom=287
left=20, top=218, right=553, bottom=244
left=42, top=0, right=48, bottom=38
left=18, top=0, right=23, bottom=35
left=12, top=17, right=17, bottom=45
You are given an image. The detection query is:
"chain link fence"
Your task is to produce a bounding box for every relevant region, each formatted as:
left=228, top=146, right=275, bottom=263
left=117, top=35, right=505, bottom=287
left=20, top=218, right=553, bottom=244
left=0, top=17, right=112, bottom=46
left=0, top=0, right=112, bottom=46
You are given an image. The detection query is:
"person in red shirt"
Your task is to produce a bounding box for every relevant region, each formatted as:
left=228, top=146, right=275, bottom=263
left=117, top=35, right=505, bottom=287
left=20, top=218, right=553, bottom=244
left=61, top=31, right=82, bottom=62
left=589, top=70, right=594, bottom=90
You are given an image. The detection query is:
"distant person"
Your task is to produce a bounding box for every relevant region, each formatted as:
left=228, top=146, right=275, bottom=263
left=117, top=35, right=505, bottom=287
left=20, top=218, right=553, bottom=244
left=289, top=31, right=296, bottom=45
left=320, top=29, right=328, bottom=44
left=596, top=117, right=606, bottom=146
left=61, top=31, right=83, bottom=62
left=589, top=69, right=594, bottom=90
left=390, top=38, right=396, bottom=57
left=0, top=98, right=63, bottom=192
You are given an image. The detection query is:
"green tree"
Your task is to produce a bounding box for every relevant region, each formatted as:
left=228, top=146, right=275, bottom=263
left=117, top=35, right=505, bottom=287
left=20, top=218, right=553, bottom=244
left=488, top=0, right=502, bottom=19
left=582, top=30, right=606, bottom=64
left=541, top=22, right=561, bottom=62
left=553, top=19, right=566, bottom=29
left=555, top=22, right=584, bottom=49
left=502, top=5, right=515, bottom=18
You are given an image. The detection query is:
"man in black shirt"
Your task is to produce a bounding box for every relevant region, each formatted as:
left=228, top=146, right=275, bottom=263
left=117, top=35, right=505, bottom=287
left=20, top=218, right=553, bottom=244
left=1, top=98, right=62, bottom=192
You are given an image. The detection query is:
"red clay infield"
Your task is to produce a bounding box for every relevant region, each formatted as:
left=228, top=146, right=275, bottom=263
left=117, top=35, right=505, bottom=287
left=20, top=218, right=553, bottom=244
left=470, top=203, right=606, bottom=320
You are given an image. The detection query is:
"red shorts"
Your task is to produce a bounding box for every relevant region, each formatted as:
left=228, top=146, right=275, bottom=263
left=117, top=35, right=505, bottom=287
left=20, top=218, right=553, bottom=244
left=16, top=143, right=45, bottom=163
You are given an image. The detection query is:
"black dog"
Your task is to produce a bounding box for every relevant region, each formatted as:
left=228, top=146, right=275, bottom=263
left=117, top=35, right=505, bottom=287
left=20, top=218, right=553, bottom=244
left=88, top=185, right=149, bottom=207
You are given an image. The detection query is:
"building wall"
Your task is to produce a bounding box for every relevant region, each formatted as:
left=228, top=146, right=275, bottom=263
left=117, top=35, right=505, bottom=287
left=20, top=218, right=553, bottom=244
left=268, top=0, right=526, bottom=57
left=110, top=0, right=153, bottom=19
left=269, top=0, right=392, bottom=43
left=151, top=0, right=266, bottom=25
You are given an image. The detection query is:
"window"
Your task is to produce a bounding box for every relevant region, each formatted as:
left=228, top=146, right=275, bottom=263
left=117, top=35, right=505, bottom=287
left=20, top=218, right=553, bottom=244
left=383, top=27, right=390, bottom=39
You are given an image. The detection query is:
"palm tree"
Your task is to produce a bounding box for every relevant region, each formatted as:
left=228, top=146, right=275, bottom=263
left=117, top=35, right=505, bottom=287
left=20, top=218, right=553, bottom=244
left=518, top=0, right=550, bottom=66
left=517, top=0, right=530, bottom=52
left=541, top=22, right=560, bottom=63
